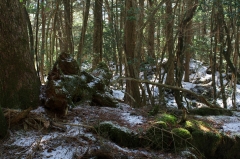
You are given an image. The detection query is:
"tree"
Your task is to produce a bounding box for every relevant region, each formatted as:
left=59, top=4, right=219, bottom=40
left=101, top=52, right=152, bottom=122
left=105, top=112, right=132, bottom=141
left=0, top=0, right=40, bottom=137
left=165, top=0, right=175, bottom=85
left=124, top=0, right=141, bottom=107
left=77, top=0, right=90, bottom=70
left=184, top=0, right=194, bottom=82
left=92, top=0, right=103, bottom=69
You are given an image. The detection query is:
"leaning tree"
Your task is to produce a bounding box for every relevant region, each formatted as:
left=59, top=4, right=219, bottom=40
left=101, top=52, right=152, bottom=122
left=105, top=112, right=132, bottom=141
left=0, top=0, right=40, bottom=137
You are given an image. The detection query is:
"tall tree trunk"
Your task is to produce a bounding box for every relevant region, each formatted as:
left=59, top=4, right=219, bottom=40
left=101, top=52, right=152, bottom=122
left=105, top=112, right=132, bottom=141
left=63, top=0, right=74, bottom=53
left=0, top=0, right=40, bottom=136
left=184, top=0, right=193, bottom=82
left=147, top=0, right=156, bottom=59
left=217, top=1, right=227, bottom=108
left=77, top=0, right=90, bottom=70
left=165, top=0, right=175, bottom=85
left=174, top=0, right=198, bottom=109
left=92, top=0, right=103, bottom=69
left=40, top=0, right=46, bottom=83
left=124, top=0, right=141, bottom=107
left=35, top=0, right=40, bottom=77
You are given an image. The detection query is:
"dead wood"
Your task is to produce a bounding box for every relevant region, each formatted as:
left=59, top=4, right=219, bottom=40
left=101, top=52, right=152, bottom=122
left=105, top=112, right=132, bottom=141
left=116, top=77, right=219, bottom=108
left=4, top=107, right=33, bottom=127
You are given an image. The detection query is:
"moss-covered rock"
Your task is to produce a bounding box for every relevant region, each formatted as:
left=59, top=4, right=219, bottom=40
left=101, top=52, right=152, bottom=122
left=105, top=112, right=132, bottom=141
left=157, top=113, right=177, bottom=125
left=189, top=107, right=233, bottom=116
left=172, top=128, right=192, bottom=148
left=214, top=135, right=240, bottom=159
left=144, top=121, right=172, bottom=150
left=184, top=119, right=222, bottom=158
left=92, top=92, right=118, bottom=107
left=96, top=121, right=139, bottom=147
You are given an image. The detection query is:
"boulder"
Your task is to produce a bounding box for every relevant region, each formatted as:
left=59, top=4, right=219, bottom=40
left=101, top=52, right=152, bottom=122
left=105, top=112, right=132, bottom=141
left=44, top=53, right=118, bottom=116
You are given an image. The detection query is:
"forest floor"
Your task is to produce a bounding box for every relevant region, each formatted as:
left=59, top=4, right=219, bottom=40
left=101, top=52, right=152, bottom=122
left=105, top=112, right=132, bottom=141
left=1, top=59, right=240, bottom=159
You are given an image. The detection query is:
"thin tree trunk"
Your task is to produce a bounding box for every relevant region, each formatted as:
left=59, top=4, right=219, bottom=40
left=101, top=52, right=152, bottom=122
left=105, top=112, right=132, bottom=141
left=77, top=0, right=90, bottom=71
left=35, top=0, right=40, bottom=77
left=165, top=0, right=175, bottom=85
left=40, top=0, right=46, bottom=83
left=184, top=0, right=193, bottom=82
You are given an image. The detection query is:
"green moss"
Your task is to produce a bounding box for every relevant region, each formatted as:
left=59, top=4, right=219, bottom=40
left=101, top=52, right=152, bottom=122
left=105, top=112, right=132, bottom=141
left=97, top=121, right=139, bottom=147
left=191, top=130, right=221, bottom=158
left=184, top=119, right=221, bottom=158
left=189, top=107, right=233, bottom=116
left=172, top=128, right=192, bottom=139
left=144, top=123, right=172, bottom=150
left=172, top=128, right=192, bottom=149
left=184, top=120, right=214, bottom=133
left=157, top=113, right=177, bottom=125
left=153, top=121, right=167, bottom=129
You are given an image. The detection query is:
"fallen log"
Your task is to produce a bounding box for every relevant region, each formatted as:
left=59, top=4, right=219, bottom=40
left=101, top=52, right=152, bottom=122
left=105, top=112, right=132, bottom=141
left=116, top=77, right=219, bottom=108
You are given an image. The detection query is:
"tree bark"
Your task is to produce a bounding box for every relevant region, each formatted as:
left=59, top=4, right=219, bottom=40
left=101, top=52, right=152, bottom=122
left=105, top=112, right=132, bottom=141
left=77, top=0, right=90, bottom=70
left=63, top=0, right=74, bottom=53
left=0, top=0, right=40, bottom=110
left=165, top=0, right=175, bottom=85
left=124, top=0, right=141, bottom=107
left=184, top=0, right=193, bottom=82
left=92, top=0, right=103, bottom=69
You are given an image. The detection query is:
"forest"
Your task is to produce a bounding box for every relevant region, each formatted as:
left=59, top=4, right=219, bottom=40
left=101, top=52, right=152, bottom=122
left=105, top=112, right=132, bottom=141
left=1, top=0, right=240, bottom=158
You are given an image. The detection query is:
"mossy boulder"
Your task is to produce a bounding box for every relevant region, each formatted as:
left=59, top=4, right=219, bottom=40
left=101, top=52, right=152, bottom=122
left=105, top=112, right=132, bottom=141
left=157, top=113, right=177, bottom=125
left=189, top=107, right=233, bottom=116
left=144, top=121, right=172, bottom=150
left=172, top=128, right=192, bottom=148
left=184, top=120, right=222, bottom=158
left=44, top=53, right=118, bottom=115
left=92, top=92, right=118, bottom=107
left=214, top=135, right=240, bottom=159
left=96, top=121, right=139, bottom=147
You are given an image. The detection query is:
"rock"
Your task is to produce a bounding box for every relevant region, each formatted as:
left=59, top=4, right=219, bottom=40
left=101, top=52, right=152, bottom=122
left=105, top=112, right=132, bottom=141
left=92, top=92, right=118, bottom=107
left=45, top=80, right=73, bottom=115
left=91, top=62, right=112, bottom=86
left=96, top=121, right=139, bottom=148
left=172, top=128, right=192, bottom=148
left=44, top=53, right=117, bottom=116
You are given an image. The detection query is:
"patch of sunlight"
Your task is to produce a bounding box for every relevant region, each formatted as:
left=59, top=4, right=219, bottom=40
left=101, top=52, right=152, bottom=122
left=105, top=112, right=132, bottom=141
left=199, top=124, right=210, bottom=132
